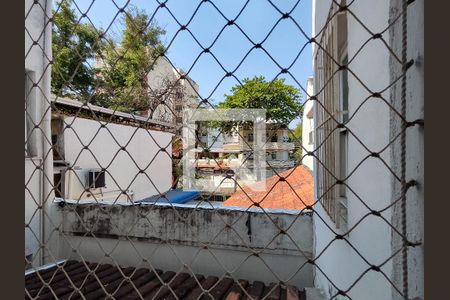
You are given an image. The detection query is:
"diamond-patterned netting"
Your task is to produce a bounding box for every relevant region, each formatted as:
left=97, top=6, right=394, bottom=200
left=25, top=0, right=423, bottom=299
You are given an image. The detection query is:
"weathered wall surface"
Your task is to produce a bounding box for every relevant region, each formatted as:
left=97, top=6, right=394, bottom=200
left=58, top=203, right=314, bottom=287
left=61, top=116, right=173, bottom=203
left=312, top=1, right=401, bottom=299
left=389, top=0, right=424, bottom=299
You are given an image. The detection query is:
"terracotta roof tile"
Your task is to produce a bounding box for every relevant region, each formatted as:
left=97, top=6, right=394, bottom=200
left=25, top=261, right=303, bottom=299
left=224, top=166, right=314, bottom=211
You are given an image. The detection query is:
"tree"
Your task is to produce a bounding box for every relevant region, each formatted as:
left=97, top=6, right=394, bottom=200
left=218, top=76, right=302, bottom=128
left=288, top=122, right=303, bottom=163
left=52, top=0, right=105, bottom=98
left=97, top=7, right=166, bottom=113
left=288, top=122, right=302, bottom=142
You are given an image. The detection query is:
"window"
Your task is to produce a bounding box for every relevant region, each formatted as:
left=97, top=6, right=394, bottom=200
left=247, top=133, right=254, bottom=142
left=314, top=2, right=348, bottom=228
left=340, top=55, right=349, bottom=124
left=271, top=134, right=278, bottom=142
left=51, top=118, right=65, bottom=161
left=54, top=172, right=64, bottom=198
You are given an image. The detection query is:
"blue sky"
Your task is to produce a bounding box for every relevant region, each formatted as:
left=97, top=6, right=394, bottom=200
left=70, top=0, right=312, bottom=127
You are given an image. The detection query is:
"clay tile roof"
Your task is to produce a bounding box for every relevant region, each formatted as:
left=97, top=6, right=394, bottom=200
left=25, top=260, right=303, bottom=299
left=224, top=165, right=314, bottom=211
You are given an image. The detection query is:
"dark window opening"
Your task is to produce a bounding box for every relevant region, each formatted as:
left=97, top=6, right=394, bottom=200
left=54, top=172, right=63, bottom=198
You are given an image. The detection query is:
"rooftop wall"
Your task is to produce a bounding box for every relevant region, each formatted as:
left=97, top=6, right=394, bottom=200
left=58, top=203, right=314, bottom=287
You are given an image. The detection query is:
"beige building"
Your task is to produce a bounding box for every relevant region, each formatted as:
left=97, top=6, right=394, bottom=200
left=197, top=123, right=295, bottom=178
left=146, top=56, right=200, bottom=132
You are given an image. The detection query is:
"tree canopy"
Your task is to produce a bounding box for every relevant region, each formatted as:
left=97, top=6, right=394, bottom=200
left=51, top=0, right=105, bottom=97
left=288, top=122, right=302, bottom=142
left=96, top=7, right=166, bottom=112
left=52, top=1, right=166, bottom=113
left=218, top=76, right=302, bottom=126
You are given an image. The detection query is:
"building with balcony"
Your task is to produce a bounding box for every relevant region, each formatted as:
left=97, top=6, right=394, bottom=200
left=197, top=124, right=296, bottom=176
left=192, top=123, right=296, bottom=196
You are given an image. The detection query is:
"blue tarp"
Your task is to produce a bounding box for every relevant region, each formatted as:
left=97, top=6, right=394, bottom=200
left=139, top=189, right=200, bottom=204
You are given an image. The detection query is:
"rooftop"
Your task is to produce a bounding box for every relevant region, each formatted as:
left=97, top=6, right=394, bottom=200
left=25, top=260, right=304, bottom=299
left=224, top=166, right=314, bottom=211
left=51, top=96, right=175, bottom=132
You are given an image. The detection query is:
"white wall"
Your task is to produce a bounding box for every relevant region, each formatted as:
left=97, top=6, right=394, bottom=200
left=312, top=1, right=400, bottom=299
left=388, top=1, right=424, bottom=299
left=25, top=158, right=42, bottom=265
left=302, top=77, right=315, bottom=171
left=59, top=203, right=314, bottom=288
left=25, top=0, right=53, bottom=267
left=62, top=116, right=173, bottom=203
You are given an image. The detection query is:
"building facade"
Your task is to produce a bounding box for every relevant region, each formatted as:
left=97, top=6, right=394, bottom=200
left=302, top=77, right=315, bottom=172
left=238, top=124, right=295, bottom=177
left=197, top=124, right=295, bottom=175
left=51, top=97, right=174, bottom=204
left=146, top=56, right=200, bottom=132
left=311, top=0, right=424, bottom=299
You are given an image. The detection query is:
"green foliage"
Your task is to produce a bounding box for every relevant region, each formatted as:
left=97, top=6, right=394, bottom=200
left=52, top=2, right=166, bottom=113
left=52, top=0, right=105, bottom=97
left=288, top=122, right=302, bottom=142
left=288, top=122, right=303, bottom=164
left=96, top=7, right=166, bottom=112
left=218, top=76, right=302, bottom=129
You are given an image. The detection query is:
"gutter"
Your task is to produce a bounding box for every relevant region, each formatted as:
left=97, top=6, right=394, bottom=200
left=25, top=259, right=67, bottom=276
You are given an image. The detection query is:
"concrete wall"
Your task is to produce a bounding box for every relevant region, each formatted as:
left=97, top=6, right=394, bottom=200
left=388, top=0, right=424, bottom=299
left=58, top=203, right=314, bottom=288
left=25, top=0, right=53, bottom=267
left=312, top=1, right=407, bottom=299
left=61, top=116, right=173, bottom=203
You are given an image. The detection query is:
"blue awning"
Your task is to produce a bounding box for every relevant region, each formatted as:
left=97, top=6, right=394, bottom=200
left=139, top=189, right=200, bottom=204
